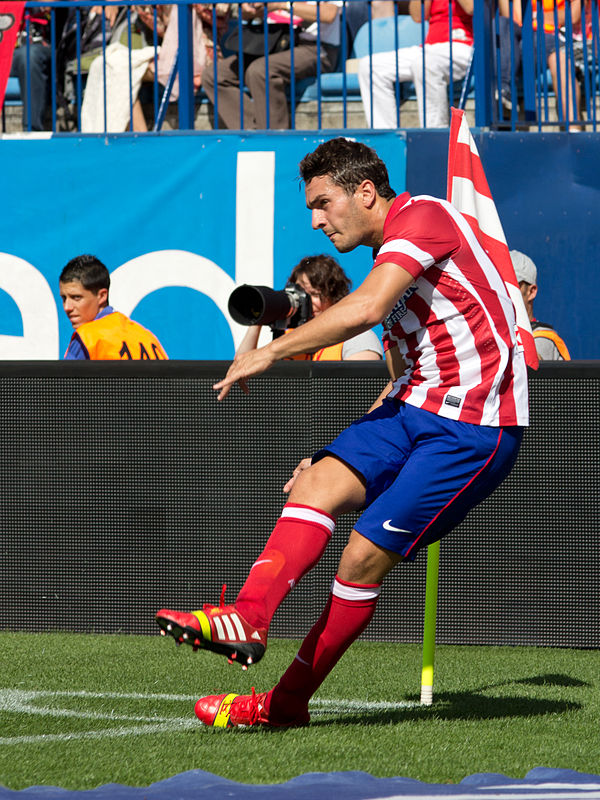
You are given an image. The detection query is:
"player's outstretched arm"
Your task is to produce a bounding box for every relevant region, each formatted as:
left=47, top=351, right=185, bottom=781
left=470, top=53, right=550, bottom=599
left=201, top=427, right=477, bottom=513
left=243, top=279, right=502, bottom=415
left=214, top=261, right=413, bottom=400
left=213, top=346, right=279, bottom=400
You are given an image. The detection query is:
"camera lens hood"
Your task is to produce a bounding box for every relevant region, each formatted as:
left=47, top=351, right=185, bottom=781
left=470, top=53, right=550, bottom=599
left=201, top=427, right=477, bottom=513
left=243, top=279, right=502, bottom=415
left=228, top=284, right=295, bottom=326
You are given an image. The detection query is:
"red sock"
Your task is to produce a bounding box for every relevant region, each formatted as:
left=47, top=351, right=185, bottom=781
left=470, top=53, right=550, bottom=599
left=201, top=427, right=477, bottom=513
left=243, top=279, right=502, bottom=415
left=266, top=576, right=381, bottom=722
left=235, top=503, right=335, bottom=630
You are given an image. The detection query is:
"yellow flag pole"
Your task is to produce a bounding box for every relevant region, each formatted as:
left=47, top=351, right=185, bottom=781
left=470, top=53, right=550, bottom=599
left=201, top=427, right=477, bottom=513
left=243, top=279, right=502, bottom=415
left=420, top=540, right=440, bottom=705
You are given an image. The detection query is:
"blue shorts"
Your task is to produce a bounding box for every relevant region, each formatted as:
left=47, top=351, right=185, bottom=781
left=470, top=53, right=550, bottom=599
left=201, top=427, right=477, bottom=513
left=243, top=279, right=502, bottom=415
left=313, top=399, right=523, bottom=561
left=533, top=29, right=562, bottom=59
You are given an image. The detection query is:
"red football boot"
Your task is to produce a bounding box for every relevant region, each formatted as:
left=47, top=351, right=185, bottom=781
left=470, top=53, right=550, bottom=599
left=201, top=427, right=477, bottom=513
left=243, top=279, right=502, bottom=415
left=156, top=592, right=267, bottom=669
left=194, top=688, right=310, bottom=728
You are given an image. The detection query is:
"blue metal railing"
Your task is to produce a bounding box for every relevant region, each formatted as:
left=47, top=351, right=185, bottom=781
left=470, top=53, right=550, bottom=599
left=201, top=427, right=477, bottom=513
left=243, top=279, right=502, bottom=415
left=3, top=0, right=599, bottom=134
left=491, top=0, right=600, bottom=131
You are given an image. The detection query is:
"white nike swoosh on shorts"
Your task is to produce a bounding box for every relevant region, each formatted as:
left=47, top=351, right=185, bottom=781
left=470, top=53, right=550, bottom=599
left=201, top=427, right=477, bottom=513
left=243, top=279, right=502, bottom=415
left=382, top=519, right=412, bottom=533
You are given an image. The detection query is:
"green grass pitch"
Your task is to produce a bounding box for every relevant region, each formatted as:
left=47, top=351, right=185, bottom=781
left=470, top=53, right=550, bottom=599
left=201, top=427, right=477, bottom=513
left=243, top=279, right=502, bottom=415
left=1, top=631, right=598, bottom=791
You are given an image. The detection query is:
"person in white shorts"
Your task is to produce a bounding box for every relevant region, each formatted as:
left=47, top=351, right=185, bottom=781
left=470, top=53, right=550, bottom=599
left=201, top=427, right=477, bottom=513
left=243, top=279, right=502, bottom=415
left=359, top=0, right=473, bottom=128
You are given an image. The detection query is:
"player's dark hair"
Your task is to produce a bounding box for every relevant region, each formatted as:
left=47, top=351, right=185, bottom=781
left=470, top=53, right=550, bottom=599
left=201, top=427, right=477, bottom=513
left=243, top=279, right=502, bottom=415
left=289, top=254, right=351, bottom=305
left=59, top=254, right=110, bottom=294
left=299, top=137, right=396, bottom=200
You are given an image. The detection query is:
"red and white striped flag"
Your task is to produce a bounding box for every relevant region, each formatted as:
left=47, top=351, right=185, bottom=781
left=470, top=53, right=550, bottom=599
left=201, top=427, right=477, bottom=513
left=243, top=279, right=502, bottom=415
left=447, top=107, right=538, bottom=370
left=0, top=2, right=25, bottom=110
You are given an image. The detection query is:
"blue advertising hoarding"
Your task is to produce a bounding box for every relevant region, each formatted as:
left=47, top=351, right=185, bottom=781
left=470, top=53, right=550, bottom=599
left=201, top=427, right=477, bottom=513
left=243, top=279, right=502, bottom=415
left=0, top=131, right=407, bottom=360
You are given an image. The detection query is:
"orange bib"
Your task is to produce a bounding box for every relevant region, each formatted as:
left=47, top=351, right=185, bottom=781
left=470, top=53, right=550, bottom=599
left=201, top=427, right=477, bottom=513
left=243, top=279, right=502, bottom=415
left=532, top=0, right=566, bottom=33
left=533, top=328, right=571, bottom=360
left=312, top=342, right=345, bottom=361
left=286, top=341, right=345, bottom=361
left=74, top=312, right=168, bottom=360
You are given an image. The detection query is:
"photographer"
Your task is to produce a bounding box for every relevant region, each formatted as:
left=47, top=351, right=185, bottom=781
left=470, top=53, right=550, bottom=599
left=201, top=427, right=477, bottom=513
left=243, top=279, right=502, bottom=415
left=234, top=254, right=383, bottom=361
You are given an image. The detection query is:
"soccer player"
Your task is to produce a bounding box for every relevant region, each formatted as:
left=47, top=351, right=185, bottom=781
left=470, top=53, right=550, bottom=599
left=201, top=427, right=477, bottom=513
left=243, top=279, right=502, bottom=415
left=60, top=254, right=168, bottom=360
left=156, top=137, right=528, bottom=728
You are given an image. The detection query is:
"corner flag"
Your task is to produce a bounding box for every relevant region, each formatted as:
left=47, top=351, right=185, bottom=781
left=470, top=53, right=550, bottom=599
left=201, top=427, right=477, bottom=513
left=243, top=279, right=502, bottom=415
left=447, top=108, right=538, bottom=370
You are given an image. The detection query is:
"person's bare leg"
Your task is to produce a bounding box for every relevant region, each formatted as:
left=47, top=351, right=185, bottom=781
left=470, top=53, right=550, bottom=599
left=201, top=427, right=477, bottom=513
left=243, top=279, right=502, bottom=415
left=131, top=98, right=148, bottom=132
left=287, top=454, right=367, bottom=515
left=337, top=528, right=403, bottom=583
left=548, top=50, right=582, bottom=130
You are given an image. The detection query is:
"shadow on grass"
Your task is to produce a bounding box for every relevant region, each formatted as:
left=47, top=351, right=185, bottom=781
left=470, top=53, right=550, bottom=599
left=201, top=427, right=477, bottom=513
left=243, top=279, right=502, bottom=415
left=509, top=673, right=589, bottom=688
left=311, top=695, right=581, bottom=727
left=310, top=673, right=585, bottom=727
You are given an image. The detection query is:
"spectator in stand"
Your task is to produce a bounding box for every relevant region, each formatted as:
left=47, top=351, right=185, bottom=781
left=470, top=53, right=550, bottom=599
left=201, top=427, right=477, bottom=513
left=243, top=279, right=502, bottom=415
left=9, top=5, right=66, bottom=131
left=498, top=0, right=582, bottom=129
left=60, top=254, right=168, bottom=360
left=358, top=0, right=473, bottom=129
left=190, top=3, right=232, bottom=85
left=497, top=0, right=523, bottom=119
left=237, top=255, right=383, bottom=361
left=81, top=4, right=215, bottom=133
left=202, top=1, right=342, bottom=130
left=140, top=3, right=230, bottom=132
left=345, top=1, right=400, bottom=39
left=55, top=4, right=123, bottom=130
left=511, top=249, right=570, bottom=361
left=80, top=5, right=171, bottom=133
left=533, top=0, right=582, bottom=128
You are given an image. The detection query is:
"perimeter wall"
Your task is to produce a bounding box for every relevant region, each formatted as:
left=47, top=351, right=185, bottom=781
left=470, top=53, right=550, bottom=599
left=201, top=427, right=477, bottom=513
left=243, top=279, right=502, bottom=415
left=2, top=361, right=598, bottom=648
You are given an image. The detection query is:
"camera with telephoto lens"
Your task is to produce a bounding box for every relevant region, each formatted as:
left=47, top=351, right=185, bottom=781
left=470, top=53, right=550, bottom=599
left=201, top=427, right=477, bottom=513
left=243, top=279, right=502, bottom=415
left=228, top=282, right=313, bottom=334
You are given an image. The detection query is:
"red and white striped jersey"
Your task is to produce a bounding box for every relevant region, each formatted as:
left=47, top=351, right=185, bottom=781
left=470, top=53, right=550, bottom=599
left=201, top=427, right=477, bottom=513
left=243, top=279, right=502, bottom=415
left=377, top=192, right=529, bottom=427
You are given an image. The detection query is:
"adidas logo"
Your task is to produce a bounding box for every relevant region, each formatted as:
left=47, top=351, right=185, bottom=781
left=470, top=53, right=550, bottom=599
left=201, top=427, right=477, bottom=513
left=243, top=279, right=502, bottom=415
left=212, top=612, right=247, bottom=642
left=251, top=631, right=262, bottom=641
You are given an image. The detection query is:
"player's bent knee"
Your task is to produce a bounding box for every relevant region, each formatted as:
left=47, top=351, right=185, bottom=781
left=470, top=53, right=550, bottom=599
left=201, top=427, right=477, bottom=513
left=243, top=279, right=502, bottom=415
left=287, top=462, right=325, bottom=502
left=338, top=531, right=401, bottom=584
left=288, top=457, right=365, bottom=516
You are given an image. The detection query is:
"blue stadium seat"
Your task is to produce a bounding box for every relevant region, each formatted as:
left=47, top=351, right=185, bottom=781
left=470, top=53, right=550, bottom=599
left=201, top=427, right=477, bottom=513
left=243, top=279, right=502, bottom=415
left=4, top=77, right=22, bottom=106
left=351, top=14, right=424, bottom=58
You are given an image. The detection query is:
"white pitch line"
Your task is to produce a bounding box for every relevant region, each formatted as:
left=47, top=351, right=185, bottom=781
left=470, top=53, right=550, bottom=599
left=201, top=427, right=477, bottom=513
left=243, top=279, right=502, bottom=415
left=312, top=698, right=419, bottom=711
left=0, top=719, right=198, bottom=746
left=0, top=689, right=191, bottom=722
left=38, top=690, right=198, bottom=702
left=0, top=688, right=421, bottom=746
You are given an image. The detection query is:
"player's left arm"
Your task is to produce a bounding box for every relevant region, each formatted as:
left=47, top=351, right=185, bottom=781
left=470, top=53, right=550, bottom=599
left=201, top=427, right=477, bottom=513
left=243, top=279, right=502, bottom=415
left=213, top=261, right=414, bottom=400
left=366, top=345, right=406, bottom=412
left=283, top=322, right=403, bottom=492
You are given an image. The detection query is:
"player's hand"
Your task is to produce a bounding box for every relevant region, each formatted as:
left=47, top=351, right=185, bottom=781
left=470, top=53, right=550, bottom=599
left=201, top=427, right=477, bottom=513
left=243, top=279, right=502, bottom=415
left=283, top=457, right=311, bottom=493
left=212, top=347, right=276, bottom=401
